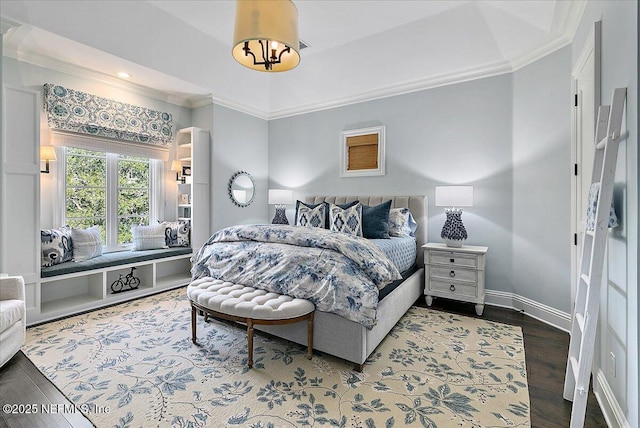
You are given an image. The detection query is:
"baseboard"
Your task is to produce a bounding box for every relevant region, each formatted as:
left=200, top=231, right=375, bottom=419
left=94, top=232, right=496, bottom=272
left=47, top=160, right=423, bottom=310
left=594, top=369, right=631, bottom=428
left=484, top=290, right=572, bottom=332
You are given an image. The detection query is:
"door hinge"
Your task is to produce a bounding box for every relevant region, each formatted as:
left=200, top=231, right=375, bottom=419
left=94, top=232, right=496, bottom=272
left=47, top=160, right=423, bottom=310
left=574, top=94, right=578, bottom=107
left=574, top=164, right=578, bottom=176
left=574, top=233, right=578, bottom=246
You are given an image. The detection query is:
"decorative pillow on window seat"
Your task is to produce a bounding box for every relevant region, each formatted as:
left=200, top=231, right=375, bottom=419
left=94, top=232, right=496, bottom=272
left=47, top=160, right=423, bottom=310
left=131, top=224, right=169, bottom=251
left=329, top=202, right=363, bottom=236
left=41, top=226, right=73, bottom=267
left=71, top=226, right=103, bottom=261
left=160, top=220, right=191, bottom=247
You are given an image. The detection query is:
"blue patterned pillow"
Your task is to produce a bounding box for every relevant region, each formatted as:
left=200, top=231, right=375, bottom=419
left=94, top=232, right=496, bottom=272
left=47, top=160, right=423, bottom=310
left=295, top=201, right=326, bottom=228
left=389, top=208, right=418, bottom=237
left=41, top=226, right=73, bottom=267
left=329, top=203, right=363, bottom=236
left=161, top=220, right=191, bottom=247
left=362, top=200, right=392, bottom=239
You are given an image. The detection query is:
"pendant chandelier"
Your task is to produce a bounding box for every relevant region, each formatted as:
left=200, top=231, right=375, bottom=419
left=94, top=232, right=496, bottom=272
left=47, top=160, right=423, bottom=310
left=232, top=0, right=300, bottom=72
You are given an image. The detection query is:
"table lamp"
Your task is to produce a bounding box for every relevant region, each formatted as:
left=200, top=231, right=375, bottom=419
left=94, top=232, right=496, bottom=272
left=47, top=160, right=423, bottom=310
left=435, top=186, right=473, bottom=247
left=268, top=189, right=293, bottom=224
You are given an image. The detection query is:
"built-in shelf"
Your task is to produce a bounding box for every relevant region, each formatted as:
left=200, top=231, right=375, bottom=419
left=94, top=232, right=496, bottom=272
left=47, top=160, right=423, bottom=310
left=28, top=253, right=193, bottom=325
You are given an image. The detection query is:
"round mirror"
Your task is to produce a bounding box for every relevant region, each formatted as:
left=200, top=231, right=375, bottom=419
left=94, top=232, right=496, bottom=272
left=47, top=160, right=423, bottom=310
left=228, top=171, right=256, bottom=207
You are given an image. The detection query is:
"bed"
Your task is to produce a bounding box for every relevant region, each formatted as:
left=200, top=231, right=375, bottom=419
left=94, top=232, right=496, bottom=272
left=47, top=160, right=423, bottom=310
left=192, top=195, right=427, bottom=370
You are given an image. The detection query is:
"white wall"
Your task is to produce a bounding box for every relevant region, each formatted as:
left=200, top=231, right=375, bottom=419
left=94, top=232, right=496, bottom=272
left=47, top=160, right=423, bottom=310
left=512, top=47, right=572, bottom=312
left=210, top=104, right=269, bottom=231
left=573, top=2, right=638, bottom=427
left=269, top=74, right=516, bottom=294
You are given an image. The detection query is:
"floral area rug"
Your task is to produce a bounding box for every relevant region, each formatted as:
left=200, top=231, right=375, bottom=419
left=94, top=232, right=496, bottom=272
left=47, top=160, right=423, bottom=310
left=24, top=287, right=530, bottom=427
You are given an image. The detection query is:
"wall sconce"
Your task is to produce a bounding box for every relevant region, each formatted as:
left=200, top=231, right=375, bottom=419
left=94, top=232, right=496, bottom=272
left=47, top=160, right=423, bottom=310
left=232, top=0, right=300, bottom=72
left=268, top=189, right=293, bottom=224
left=171, top=160, right=185, bottom=184
left=40, top=145, right=57, bottom=173
left=435, top=186, right=474, bottom=247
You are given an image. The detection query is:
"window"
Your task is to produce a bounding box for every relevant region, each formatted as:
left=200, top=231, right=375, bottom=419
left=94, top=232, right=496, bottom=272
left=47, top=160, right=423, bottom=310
left=65, top=147, right=153, bottom=246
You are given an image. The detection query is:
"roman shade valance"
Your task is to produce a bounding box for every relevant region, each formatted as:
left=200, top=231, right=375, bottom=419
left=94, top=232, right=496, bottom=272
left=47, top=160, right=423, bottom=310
left=44, top=84, right=173, bottom=160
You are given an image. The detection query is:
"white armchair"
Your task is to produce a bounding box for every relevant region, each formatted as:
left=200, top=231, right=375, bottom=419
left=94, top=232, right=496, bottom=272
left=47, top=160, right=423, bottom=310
left=0, top=275, right=26, bottom=367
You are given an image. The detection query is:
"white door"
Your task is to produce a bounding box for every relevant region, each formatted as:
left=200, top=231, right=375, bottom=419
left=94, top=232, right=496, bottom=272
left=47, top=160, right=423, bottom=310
left=571, top=22, right=601, bottom=310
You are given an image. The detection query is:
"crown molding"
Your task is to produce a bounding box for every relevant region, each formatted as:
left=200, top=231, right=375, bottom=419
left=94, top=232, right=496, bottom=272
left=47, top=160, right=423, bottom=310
left=208, top=95, right=269, bottom=120
left=0, top=17, right=21, bottom=35
left=509, top=34, right=571, bottom=72
left=559, top=0, right=588, bottom=42
left=3, top=46, right=207, bottom=109
left=268, top=59, right=514, bottom=119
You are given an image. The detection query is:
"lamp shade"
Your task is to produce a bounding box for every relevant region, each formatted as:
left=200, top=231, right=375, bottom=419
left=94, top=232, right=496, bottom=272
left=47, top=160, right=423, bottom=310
left=268, top=189, right=293, bottom=205
left=40, top=145, right=57, bottom=161
left=435, top=186, right=473, bottom=207
left=232, top=0, right=300, bottom=72
left=170, top=160, right=183, bottom=172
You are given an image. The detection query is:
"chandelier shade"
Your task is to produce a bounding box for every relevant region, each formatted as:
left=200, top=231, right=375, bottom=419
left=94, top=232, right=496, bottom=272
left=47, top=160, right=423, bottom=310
left=232, top=0, right=300, bottom=72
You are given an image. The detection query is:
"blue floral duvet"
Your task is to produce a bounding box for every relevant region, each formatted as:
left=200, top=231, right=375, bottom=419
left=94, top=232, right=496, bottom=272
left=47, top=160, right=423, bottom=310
left=191, top=225, right=402, bottom=327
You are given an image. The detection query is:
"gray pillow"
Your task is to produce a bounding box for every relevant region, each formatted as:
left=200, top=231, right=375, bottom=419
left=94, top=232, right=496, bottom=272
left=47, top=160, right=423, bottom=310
left=41, top=226, right=73, bottom=267
left=131, top=224, right=168, bottom=251
left=71, top=226, right=103, bottom=261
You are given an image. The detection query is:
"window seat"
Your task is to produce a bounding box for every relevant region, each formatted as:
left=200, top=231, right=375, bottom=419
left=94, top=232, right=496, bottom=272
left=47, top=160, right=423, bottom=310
left=41, top=248, right=193, bottom=278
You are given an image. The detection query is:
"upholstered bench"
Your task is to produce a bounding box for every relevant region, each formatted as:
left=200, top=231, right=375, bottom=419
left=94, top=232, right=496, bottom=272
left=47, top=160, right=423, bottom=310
left=187, top=277, right=315, bottom=368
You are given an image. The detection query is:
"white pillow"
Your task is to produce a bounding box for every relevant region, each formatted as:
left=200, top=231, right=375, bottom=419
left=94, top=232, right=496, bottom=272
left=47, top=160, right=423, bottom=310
left=71, top=226, right=103, bottom=261
left=131, top=224, right=169, bottom=251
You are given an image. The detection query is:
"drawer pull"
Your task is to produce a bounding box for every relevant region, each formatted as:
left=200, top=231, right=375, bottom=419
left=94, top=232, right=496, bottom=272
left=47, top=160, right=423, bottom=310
left=450, top=258, right=455, bottom=263
left=450, top=284, right=456, bottom=291
left=449, top=270, right=455, bottom=277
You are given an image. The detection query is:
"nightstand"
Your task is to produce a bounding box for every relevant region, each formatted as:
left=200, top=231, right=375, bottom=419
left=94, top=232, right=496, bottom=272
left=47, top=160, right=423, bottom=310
left=423, top=243, right=489, bottom=316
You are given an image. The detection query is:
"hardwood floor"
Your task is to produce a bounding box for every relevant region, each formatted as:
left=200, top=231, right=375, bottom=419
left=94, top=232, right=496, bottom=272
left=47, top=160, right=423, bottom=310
left=0, top=299, right=608, bottom=427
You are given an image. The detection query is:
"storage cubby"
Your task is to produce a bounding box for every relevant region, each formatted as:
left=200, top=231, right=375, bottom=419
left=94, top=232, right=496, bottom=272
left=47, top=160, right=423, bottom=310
left=28, top=253, right=193, bottom=325
left=106, top=264, right=153, bottom=295
left=156, top=256, right=192, bottom=288
left=41, top=273, right=104, bottom=314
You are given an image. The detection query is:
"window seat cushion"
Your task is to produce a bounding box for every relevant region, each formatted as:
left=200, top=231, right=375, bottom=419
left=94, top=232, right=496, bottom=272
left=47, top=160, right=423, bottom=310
left=41, top=248, right=192, bottom=278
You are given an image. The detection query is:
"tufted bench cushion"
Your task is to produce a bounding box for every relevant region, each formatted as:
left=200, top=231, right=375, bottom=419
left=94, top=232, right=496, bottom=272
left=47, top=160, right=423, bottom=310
left=187, top=277, right=315, bottom=368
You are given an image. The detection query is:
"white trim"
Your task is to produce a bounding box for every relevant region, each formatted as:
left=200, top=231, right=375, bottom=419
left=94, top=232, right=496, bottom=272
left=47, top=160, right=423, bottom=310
left=340, top=126, right=386, bottom=178
left=50, top=130, right=169, bottom=161
left=268, top=59, right=513, bottom=120
left=570, top=20, right=601, bottom=321
left=509, top=35, right=571, bottom=72
left=594, top=369, right=632, bottom=428
left=485, top=290, right=572, bottom=332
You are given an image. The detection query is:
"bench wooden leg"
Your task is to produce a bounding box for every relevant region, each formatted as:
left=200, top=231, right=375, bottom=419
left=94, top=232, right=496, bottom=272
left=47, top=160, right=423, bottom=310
left=247, top=319, right=254, bottom=368
left=307, top=312, right=314, bottom=360
left=191, top=304, right=197, bottom=344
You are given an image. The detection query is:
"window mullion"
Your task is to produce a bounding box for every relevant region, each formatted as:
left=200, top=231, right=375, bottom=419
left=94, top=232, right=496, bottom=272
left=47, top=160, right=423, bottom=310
left=106, top=153, right=119, bottom=246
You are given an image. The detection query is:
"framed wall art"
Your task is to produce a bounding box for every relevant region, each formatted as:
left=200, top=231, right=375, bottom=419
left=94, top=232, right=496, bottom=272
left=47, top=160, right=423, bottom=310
left=340, top=125, right=386, bottom=177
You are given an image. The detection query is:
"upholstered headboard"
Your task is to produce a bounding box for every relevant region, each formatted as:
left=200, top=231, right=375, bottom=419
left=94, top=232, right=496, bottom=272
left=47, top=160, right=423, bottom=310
left=304, top=196, right=428, bottom=265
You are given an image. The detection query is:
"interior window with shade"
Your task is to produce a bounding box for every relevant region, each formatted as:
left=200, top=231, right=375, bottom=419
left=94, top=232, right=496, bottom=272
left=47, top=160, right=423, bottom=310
left=341, top=125, right=386, bottom=177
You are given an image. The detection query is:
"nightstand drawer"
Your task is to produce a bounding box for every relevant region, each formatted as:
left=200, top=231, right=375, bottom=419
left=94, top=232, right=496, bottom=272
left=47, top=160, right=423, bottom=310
left=430, top=266, right=477, bottom=283
left=430, top=251, right=478, bottom=268
left=430, top=279, right=477, bottom=298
